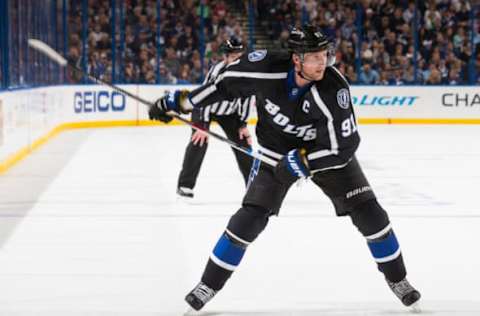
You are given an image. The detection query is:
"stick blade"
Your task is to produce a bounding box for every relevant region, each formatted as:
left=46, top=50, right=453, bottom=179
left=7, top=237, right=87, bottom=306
left=28, top=39, right=67, bottom=66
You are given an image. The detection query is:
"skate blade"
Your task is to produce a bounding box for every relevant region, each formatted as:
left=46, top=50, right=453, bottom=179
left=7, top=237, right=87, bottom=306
left=410, top=302, right=422, bottom=313
left=183, top=307, right=199, bottom=315
left=176, top=195, right=194, bottom=204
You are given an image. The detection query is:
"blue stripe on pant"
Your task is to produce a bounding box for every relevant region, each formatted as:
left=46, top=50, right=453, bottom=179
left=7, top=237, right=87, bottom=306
left=211, top=233, right=246, bottom=271
left=367, top=230, right=400, bottom=263
left=247, top=158, right=261, bottom=189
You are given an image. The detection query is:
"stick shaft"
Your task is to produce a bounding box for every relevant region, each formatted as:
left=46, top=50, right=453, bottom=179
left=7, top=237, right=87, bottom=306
left=28, top=39, right=278, bottom=167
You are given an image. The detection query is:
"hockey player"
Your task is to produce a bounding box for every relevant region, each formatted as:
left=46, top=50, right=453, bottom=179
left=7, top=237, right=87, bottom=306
left=176, top=37, right=253, bottom=199
left=148, top=25, right=421, bottom=311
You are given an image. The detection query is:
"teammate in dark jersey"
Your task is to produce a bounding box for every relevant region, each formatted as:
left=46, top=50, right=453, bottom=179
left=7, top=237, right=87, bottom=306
left=176, top=37, right=253, bottom=200
left=149, top=25, right=421, bottom=311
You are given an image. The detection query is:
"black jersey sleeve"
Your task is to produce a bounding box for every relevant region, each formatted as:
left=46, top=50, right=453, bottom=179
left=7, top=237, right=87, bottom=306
left=186, top=60, right=238, bottom=124
left=188, top=81, right=252, bottom=124
left=188, top=72, right=232, bottom=109
left=306, top=67, right=360, bottom=173
left=187, top=50, right=288, bottom=124
left=188, top=50, right=289, bottom=108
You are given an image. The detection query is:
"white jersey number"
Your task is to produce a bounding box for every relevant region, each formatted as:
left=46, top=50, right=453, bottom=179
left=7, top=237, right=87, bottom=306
left=341, top=114, right=358, bottom=137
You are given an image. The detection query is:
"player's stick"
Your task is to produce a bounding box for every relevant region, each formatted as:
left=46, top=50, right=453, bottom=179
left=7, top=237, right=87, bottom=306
left=27, top=39, right=278, bottom=167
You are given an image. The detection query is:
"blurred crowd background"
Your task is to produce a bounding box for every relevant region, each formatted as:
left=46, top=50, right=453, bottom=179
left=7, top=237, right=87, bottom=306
left=1, top=0, right=479, bottom=89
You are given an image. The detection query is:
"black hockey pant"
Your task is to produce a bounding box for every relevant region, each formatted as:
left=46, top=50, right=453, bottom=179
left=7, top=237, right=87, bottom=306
left=200, top=157, right=407, bottom=291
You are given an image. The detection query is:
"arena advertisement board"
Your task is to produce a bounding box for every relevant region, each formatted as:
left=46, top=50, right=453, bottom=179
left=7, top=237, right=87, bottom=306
left=62, top=85, right=140, bottom=122
left=1, top=84, right=479, bottom=171
left=350, top=86, right=480, bottom=119
left=440, top=90, right=480, bottom=108
left=42, top=85, right=480, bottom=124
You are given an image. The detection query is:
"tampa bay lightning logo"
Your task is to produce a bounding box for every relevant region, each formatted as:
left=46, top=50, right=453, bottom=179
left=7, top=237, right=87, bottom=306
left=337, top=88, right=350, bottom=109
left=248, top=50, right=267, bottom=62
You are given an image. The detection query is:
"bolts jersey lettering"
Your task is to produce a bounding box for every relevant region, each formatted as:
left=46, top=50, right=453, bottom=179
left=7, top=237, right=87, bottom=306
left=264, top=99, right=316, bottom=141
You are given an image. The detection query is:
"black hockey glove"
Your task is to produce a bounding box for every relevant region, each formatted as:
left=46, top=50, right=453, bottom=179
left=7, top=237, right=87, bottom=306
left=149, top=90, right=190, bottom=123
left=149, top=93, right=176, bottom=123
left=149, top=99, right=173, bottom=123
left=274, top=149, right=310, bottom=185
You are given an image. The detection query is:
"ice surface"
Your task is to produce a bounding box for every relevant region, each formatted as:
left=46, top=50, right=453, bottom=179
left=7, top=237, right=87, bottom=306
left=0, top=124, right=479, bottom=315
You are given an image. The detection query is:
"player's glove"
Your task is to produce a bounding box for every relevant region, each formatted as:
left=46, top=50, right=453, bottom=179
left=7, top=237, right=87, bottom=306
left=274, top=149, right=310, bottom=185
left=149, top=90, right=190, bottom=123
left=149, top=99, right=173, bottom=123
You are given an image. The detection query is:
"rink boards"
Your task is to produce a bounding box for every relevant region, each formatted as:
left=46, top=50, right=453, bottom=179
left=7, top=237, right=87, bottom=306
left=0, top=84, right=479, bottom=172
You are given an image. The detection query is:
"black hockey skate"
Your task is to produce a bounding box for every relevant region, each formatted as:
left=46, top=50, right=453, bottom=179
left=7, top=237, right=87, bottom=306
left=185, top=282, right=216, bottom=311
left=177, top=187, right=194, bottom=199
left=387, top=278, right=421, bottom=307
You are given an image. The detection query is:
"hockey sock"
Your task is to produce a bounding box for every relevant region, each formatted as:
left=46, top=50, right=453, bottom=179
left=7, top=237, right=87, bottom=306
left=366, top=225, right=406, bottom=282
left=350, top=200, right=407, bottom=282
left=201, top=230, right=249, bottom=291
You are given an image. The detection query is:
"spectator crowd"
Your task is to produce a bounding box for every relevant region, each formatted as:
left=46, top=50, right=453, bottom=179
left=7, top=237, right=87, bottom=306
left=259, top=0, right=480, bottom=85
left=68, top=0, right=246, bottom=84
left=67, top=0, right=480, bottom=85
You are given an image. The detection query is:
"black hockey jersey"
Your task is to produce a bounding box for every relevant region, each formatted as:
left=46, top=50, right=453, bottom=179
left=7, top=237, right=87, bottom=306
left=188, top=50, right=360, bottom=173
left=194, top=60, right=252, bottom=124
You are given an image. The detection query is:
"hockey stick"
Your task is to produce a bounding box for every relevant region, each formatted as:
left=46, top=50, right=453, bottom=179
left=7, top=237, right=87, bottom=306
left=27, top=39, right=278, bottom=167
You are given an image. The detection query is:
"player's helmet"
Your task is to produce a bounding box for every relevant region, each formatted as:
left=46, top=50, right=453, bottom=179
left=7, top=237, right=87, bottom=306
left=288, top=24, right=330, bottom=54
left=220, top=36, right=244, bottom=54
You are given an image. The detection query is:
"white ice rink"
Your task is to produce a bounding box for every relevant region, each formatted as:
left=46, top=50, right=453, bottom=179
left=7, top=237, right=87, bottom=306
left=0, top=124, right=479, bottom=315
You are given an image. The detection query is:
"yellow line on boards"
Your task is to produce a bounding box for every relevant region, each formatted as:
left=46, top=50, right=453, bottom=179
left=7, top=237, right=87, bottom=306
left=0, top=125, right=64, bottom=174
left=1, top=117, right=480, bottom=174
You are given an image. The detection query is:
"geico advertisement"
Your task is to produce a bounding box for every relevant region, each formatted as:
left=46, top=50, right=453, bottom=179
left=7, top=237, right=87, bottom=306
left=68, top=86, right=139, bottom=120
left=70, top=86, right=196, bottom=119
left=73, top=90, right=126, bottom=113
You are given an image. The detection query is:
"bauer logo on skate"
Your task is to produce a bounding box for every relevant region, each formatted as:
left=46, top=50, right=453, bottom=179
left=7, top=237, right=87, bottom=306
left=74, top=90, right=126, bottom=113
